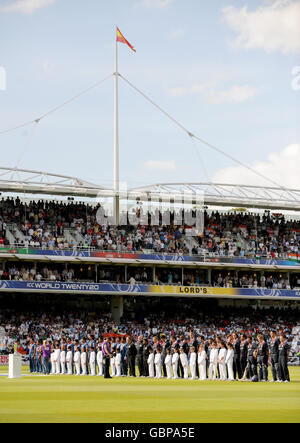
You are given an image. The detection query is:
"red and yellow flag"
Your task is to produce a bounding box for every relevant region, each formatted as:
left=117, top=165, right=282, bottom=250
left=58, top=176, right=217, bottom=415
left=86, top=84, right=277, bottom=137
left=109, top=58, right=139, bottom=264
left=116, top=27, right=136, bottom=53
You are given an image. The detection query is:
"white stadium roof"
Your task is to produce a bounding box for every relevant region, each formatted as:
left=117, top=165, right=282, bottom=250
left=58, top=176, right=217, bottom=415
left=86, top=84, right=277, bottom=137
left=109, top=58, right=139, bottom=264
left=0, top=167, right=299, bottom=211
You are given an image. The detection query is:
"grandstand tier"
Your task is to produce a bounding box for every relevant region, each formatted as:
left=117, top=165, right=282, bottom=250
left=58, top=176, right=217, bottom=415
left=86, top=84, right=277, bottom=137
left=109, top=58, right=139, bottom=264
left=0, top=192, right=299, bottom=321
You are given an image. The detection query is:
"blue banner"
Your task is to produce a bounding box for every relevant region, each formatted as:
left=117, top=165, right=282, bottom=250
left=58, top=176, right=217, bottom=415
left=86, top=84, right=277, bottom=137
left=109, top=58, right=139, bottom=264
left=0, top=281, right=299, bottom=299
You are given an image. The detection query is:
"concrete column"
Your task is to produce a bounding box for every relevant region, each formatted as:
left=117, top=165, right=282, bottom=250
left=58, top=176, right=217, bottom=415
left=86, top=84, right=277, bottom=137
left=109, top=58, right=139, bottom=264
left=111, top=296, right=124, bottom=323
left=207, top=268, right=212, bottom=286
left=95, top=264, right=98, bottom=283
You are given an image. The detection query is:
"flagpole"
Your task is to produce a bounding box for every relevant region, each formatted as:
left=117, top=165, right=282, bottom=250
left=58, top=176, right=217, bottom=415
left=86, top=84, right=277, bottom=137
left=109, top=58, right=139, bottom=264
left=114, top=28, right=120, bottom=225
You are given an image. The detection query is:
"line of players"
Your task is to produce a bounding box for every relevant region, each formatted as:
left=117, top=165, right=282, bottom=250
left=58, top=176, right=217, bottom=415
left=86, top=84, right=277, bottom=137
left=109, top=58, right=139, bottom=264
left=27, top=331, right=291, bottom=382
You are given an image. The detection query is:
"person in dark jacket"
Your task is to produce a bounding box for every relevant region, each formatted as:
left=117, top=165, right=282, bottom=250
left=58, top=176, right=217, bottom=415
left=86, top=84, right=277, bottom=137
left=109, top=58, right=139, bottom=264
left=126, top=336, right=137, bottom=377
left=120, top=336, right=128, bottom=376
left=160, top=335, right=171, bottom=377
left=142, top=338, right=150, bottom=377
left=189, top=331, right=199, bottom=377
left=244, top=336, right=257, bottom=380
left=269, top=331, right=280, bottom=382
left=278, top=334, right=290, bottom=383
left=240, top=334, right=248, bottom=376
left=232, top=333, right=242, bottom=380
left=178, top=335, right=189, bottom=378
left=136, top=336, right=144, bottom=377
left=255, top=334, right=269, bottom=382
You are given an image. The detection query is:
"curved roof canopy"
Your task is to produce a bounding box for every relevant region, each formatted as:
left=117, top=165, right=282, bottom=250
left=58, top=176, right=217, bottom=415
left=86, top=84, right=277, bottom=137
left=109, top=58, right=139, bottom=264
left=0, top=167, right=299, bottom=211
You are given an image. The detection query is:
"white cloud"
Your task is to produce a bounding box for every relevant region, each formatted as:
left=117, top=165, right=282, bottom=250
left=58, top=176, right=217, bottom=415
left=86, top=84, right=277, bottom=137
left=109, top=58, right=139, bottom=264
left=142, top=0, right=174, bottom=8
left=0, top=0, right=55, bottom=14
left=168, top=82, right=259, bottom=104
left=206, top=85, right=259, bottom=104
left=213, top=143, right=300, bottom=188
left=144, top=160, right=177, bottom=171
left=222, top=0, right=300, bottom=54
left=168, top=82, right=209, bottom=98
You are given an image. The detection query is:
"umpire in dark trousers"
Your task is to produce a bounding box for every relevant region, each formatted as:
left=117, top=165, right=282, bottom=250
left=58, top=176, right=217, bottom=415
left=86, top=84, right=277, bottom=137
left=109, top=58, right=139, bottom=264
left=126, top=336, right=137, bottom=377
left=161, top=335, right=171, bottom=378
left=103, top=337, right=112, bottom=379
left=143, top=338, right=150, bottom=377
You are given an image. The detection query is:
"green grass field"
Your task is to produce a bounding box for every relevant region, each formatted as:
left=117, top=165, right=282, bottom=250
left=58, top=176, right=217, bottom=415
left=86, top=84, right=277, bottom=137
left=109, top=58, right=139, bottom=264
left=0, top=366, right=299, bottom=423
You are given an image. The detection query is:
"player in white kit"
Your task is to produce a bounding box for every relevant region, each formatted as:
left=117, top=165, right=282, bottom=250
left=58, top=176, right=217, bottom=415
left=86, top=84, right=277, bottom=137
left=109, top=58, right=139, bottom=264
left=60, top=345, right=66, bottom=375
left=147, top=348, right=155, bottom=378
left=172, top=348, right=179, bottom=379
left=209, top=342, right=218, bottom=380
left=154, top=349, right=162, bottom=379
left=111, top=353, right=116, bottom=377
left=74, top=347, right=81, bottom=376
left=80, top=346, right=87, bottom=376
left=198, top=344, right=207, bottom=381
left=179, top=348, right=189, bottom=379
left=53, top=344, right=61, bottom=375
left=218, top=342, right=227, bottom=381
left=225, top=343, right=234, bottom=381
left=97, top=345, right=103, bottom=376
left=89, top=347, right=96, bottom=376
left=66, top=346, right=73, bottom=375
left=50, top=348, right=56, bottom=375
left=189, top=346, right=197, bottom=380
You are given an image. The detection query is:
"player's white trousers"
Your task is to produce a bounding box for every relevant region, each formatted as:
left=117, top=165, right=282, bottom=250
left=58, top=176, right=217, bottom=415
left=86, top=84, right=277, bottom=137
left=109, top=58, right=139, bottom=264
left=190, top=364, right=196, bottom=379
left=116, top=364, right=121, bottom=377
left=166, top=363, right=172, bottom=379
left=155, top=364, right=162, bottom=379
left=209, top=363, right=217, bottom=380
left=97, top=363, right=103, bottom=376
left=172, top=362, right=178, bottom=379
left=227, top=361, right=234, bottom=380
left=81, top=363, right=87, bottom=375
left=67, top=362, right=72, bottom=375
left=75, top=363, right=81, bottom=376
left=183, top=366, right=189, bottom=379
left=148, top=363, right=154, bottom=378
left=219, top=363, right=227, bottom=380
left=111, top=358, right=116, bottom=377
left=90, top=363, right=96, bottom=376
left=199, top=363, right=207, bottom=380
left=51, top=363, right=55, bottom=374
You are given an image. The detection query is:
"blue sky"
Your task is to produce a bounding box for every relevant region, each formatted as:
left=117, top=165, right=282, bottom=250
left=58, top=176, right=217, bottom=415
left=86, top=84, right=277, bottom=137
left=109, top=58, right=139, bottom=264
left=0, top=0, right=300, bottom=189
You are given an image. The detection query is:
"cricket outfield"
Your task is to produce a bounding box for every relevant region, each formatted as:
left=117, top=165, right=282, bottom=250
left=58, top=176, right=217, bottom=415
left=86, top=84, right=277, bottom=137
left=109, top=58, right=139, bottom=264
left=0, top=366, right=299, bottom=423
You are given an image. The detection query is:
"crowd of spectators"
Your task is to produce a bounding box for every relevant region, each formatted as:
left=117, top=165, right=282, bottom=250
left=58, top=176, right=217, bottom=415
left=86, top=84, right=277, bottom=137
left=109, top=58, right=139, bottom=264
left=211, top=272, right=300, bottom=290
left=0, top=306, right=299, bottom=356
left=0, top=197, right=299, bottom=258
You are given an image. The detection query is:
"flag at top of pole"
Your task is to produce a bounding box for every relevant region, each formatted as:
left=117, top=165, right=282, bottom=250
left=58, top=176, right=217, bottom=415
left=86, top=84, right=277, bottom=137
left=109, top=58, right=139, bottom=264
left=116, top=27, right=136, bottom=52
